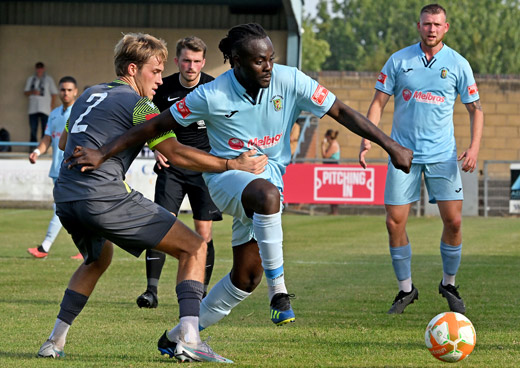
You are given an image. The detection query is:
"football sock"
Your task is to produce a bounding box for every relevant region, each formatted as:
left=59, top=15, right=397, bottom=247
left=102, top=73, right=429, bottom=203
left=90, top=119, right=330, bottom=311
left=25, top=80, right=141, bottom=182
left=443, top=273, right=456, bottom=286
left=390, top=243, right=412, bottom=288
left=252, top=211, right=287, bottom=302
left=204, top=239, right=215, bottom=295
left=48, top=318, right=70, bottom=350
left=398, top=277, right=413, bottom=293
left=199, top=273, right=251, bottom=330
left=175, top=280, right=204, bottom=344
left=57, top=288, right=89, bottom=325
left=41, top=240, right=52, bottom=253
left=440, top=241, right=462, bottom=280
left=146, top=248, right=166, bottom=294
left=168, top=316, right=200, bottom=344
left=41, top=205, right=62, bottom=252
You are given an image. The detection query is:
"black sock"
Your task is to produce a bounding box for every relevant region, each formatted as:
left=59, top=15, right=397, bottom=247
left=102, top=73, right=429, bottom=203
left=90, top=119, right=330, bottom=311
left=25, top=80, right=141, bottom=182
left=57, top=288, right=89, bottom=325
left=204, top=239, right=215, bottom=295
left=146, top=248, right=166, bottom=294
left=176, top=280, right=204, bottom=318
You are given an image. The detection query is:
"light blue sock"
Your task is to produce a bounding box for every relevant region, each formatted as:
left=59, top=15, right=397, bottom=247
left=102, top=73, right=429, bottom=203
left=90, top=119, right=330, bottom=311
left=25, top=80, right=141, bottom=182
left=440, top=241, right=462, bottom=276
left=199, top=273, right=250, bottom=330
left=390, top=243, right=412, bottom=281
left=253, top=211, right=287, bottom=300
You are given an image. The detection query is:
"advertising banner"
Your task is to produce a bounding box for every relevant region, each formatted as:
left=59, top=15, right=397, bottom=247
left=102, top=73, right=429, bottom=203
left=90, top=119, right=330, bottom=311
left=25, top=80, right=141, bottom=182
left=283, top=164, right=387, bottom=204
left=509, top=163, right=520, bottom=214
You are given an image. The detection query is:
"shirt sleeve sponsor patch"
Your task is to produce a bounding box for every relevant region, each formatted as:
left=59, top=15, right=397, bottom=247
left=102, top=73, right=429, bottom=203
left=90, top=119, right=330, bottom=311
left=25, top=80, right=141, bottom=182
left=311, top=85, right=329, bottom=106
left=377, top=72, right=387, bottom=84
left=468, top=83, right=478, bottom=96
left=176, top=98, right=192, bottom=118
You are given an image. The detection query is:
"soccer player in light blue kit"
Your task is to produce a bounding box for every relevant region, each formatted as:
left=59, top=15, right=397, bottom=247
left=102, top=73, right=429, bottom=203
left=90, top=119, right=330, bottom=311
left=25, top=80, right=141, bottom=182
left=69, top=24, right=413, bottom=332
left=27, top=76, right=82, bottom=260
left=359, top=4, right=484, bottom=314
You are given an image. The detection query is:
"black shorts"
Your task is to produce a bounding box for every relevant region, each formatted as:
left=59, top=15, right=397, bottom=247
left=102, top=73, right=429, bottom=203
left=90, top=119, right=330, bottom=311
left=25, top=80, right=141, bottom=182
left=56, top=190, right=176, bottom=264
left=154, top=165, right=222, bottom=221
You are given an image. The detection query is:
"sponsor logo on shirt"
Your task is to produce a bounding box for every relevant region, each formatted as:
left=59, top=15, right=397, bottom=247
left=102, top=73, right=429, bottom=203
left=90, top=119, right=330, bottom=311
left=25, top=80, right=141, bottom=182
left=196, top=120, right=206, bottom=129
left=167, top=96, right=180, bottom=102
left=248, top=133, right=283, bottom=150
left=225, top=110, right=238, bottom=118
left=271, top=95, right=283, bottom=111
left=176, top=98, right=191, bottom=118
left=228, top=137, right=244, bottom=150
left=412, top=91, right=445, bottom=105
left=468, top=83, right=478, bottom=95
left=146, top=113, right=159, bottom=120
left=311, top=85, right=329, bottom=106
left=377, top=72, right=387, bottom=84
left=402, top=89, right=412, bottom=101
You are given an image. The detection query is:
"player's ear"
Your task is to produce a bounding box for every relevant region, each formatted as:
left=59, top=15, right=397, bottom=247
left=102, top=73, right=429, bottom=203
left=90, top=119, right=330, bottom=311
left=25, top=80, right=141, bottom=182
left=127, top=62, right=138, bottom=76
left=232, top=54, right=241, bottom=68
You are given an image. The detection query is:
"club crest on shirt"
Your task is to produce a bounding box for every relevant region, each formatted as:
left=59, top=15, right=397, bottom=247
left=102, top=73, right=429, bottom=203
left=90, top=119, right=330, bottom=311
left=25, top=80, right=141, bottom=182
left=440, top=67, right=449, bottom=79
left=271, top=95, right=283, bottom=112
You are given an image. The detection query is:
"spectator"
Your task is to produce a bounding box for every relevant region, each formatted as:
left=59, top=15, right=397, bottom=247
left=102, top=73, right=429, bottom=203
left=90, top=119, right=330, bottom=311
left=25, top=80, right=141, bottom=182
left=24, top=62, right=58, bottom=146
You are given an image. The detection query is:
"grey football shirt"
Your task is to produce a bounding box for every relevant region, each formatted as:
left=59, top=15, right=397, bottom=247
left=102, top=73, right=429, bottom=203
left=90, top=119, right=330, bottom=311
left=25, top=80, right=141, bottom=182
left=54, top=80, right=174, bottom=202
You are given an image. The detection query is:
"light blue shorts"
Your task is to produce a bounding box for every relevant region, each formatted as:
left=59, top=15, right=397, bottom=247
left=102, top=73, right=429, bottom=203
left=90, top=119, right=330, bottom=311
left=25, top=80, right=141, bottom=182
left=204, top=170, right=283, bottom=246
left=384, top=161, right=463, bottom=205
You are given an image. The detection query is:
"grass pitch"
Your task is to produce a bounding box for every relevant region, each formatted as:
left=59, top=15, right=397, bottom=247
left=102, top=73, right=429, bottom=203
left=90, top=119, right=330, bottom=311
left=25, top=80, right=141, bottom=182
left=0, top=208, right=518, bottom=367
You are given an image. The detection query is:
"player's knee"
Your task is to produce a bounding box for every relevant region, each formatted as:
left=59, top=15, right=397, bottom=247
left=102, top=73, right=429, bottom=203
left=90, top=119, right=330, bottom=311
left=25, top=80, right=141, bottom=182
left=254, top=185, right=280, bottom=214
left=232, top=267, right=263, bottom=293
left=443, top=215, right=462, bottom=234
left=87, top=242, right=113, bottom=274
left=386, top=216, right=402, bottom=233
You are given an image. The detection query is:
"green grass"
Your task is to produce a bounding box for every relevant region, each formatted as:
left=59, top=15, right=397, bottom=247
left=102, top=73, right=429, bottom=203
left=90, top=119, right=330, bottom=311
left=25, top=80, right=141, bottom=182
left=0, top=209, right=519, bottom=367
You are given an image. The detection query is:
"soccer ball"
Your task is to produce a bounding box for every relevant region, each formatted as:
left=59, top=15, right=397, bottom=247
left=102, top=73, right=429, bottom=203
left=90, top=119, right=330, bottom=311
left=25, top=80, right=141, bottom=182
left=425, top=312, right=476, bottom=362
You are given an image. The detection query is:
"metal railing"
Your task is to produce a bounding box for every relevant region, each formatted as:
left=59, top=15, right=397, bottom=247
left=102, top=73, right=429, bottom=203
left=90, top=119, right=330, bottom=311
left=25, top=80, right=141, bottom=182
left=483, top=160, right=519, bottom=217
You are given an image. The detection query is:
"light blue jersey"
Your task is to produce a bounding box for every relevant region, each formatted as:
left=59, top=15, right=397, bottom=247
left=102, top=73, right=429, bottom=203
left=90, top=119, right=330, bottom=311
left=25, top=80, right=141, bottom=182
left=45, top=105, right=72, bottom=179
left=376, top=42, right=479, bottom=163
left=170, top=63, right=336, bottom=191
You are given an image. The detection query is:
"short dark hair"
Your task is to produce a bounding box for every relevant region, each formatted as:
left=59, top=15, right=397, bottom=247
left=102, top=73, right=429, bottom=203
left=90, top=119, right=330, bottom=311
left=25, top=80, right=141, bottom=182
left=420, top=4, right=447, bottom=19
left=176, top=36, right=207, bottom=58
left=35, top=62, right=44, bottom=69
left=59, top=76, right=77, bottom=86
left=218, top=23, right=268, bottom=67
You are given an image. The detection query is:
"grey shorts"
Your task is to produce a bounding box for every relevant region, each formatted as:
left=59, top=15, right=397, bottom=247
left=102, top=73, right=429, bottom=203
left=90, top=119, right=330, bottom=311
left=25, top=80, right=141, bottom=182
left=56, top=190, right=176, bottom=264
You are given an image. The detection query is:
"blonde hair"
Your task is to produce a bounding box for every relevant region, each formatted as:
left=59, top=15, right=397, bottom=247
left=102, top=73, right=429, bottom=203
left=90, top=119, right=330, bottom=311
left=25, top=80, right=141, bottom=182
left=114, top=33, right=168, bottom=77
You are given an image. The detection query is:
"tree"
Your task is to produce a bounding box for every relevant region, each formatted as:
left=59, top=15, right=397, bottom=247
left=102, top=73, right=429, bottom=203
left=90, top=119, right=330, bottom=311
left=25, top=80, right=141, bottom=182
left=310, top=0, right=520, bottom=74
left=301, top=17, right=331, bottom=72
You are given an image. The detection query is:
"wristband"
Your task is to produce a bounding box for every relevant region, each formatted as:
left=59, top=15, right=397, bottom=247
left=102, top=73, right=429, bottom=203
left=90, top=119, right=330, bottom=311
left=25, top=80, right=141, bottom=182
left=33, top=148, right=41, bottom=156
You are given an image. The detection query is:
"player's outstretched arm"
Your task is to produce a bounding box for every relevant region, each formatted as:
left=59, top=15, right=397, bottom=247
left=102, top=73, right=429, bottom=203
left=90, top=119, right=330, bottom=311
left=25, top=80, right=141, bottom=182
left=327, top=98, right=413, bottom=173
left=156, top=139, right=267, bottom=174
left=359, top=91, right=391, bottom=169
left=65, top=109, right=180, bottom=171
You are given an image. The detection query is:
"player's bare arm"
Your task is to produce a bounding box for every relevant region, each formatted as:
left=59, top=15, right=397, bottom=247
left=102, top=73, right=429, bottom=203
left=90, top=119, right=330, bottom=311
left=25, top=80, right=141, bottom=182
left=458, top=99, right=484, bottom=173
left=65, top=108, right=267, bottom=173
left=156, top=138, right=267, bottom=174
left=359, top=90, right=391, bottom=169
left=326, top=98, right=413, bottom=173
